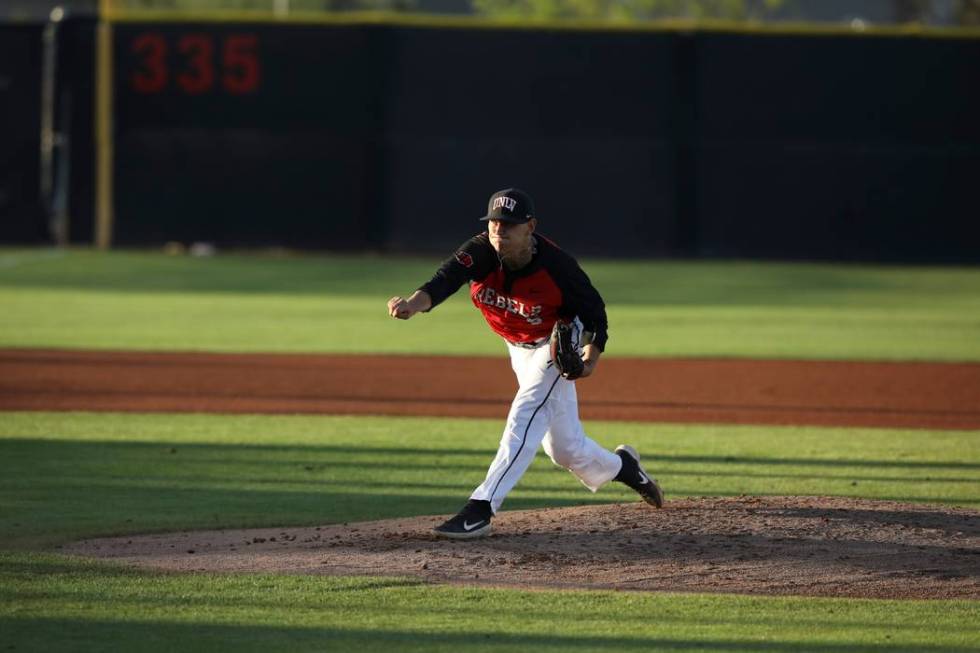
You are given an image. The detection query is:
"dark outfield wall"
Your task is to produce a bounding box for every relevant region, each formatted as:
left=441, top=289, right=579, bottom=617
left=0, top=23, right=44, bottom=242
left=0, top=19, right=95, bottom=245
left=694, top=33, right=980, bottom=262
left=60, top=17, right=97, bottom=245
left=114, top=25, right=382, bottom=250
left=111, top=23, right=979, bottom=262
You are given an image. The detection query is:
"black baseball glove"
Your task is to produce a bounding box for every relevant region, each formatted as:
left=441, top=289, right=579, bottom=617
left=550, top=321, right=585, bottom=380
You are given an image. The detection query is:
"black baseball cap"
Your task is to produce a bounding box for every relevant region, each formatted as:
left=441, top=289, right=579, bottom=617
left=478, top=188, right=535, bottom=223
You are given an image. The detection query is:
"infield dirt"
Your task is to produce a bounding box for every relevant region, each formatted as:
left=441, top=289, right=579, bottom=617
left=3, top=349, right=980, bottom=429
left=5, top=348, right=979, bottom=598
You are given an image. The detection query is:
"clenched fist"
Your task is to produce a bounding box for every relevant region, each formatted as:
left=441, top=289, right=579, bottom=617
left=387, top=290, right=432, bottom=320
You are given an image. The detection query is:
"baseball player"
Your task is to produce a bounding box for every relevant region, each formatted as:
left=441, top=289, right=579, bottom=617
left=387, top=188, right=664, bottom=539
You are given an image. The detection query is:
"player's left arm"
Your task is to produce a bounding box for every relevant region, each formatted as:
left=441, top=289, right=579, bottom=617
left=555, top=255, right=609, bottom=379
left=580, top=342, right=601, bottom=378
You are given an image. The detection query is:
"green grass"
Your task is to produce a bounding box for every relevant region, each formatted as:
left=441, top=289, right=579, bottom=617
left=2, top=553, right=978, bottom=652
left=2, top=248, right=979, bottom=651
left=2, top=248, right=979, bottom=359
left=1, top=412, right=977, bottom=550
left=1, top=413, right=977, bottom=652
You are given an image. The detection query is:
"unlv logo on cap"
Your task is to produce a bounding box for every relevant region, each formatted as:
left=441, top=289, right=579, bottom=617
left=492, top=196, right=518, bottom=212
left=455, top=251, right=474, bottom=268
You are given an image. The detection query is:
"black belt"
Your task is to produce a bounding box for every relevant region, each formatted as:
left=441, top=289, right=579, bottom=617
left=508, top=337, right=548, bottom=349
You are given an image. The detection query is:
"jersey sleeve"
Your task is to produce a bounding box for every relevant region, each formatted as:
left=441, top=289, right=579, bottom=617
left=553, top=252, right=609, bottom=352
left=419, top=233, right=497, bottom=310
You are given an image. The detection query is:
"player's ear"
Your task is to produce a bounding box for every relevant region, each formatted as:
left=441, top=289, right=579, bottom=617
left=527, top=218, right=537, bottom=233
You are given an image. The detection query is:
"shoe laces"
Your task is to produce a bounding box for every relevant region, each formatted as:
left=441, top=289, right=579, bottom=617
left=617, top=453, right=649, bottom=489
left=459, top=499, right=492, bottom=522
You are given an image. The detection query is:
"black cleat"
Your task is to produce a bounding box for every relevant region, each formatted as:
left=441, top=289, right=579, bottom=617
left=433, top=499, right=493, bottom=539
left=614, top=445, right=665, bottom=508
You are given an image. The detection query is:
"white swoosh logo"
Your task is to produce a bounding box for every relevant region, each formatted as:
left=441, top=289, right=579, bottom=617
left=463, top=520, right=486, bottom=531
left=637, top=471, right=651, bottom=485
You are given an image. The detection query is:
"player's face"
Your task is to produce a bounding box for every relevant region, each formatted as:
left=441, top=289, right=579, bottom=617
left=488, top=218, right=535, bottom=256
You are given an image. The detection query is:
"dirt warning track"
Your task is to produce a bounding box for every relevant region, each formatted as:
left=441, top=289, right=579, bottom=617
left=2, top=348, right=979, bottom=429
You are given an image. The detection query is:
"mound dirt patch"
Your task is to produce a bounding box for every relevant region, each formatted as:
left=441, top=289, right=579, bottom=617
left=65, top=496, right=980, bottom=599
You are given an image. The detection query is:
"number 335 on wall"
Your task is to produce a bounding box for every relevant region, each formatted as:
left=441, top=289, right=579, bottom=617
left=131, top=33, right=260, bottom=95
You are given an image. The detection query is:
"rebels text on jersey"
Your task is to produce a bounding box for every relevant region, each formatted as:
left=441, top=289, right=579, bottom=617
left=420, top=233, right=609, bottom=350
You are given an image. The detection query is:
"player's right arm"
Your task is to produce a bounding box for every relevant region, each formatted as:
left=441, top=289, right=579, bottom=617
left=387, top=290, right=432, bottom=320
left=386, top=234, right=494, bottom=320
left=422, top=234, right=496, bottom=305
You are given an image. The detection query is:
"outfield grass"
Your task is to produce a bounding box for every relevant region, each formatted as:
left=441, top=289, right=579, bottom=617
left=1, top=412, right=977, bottom=550
left=2, top=248, right=979, bottom=359
left=2, top=249, right=978, bottom=651
left=1, top=407, right=978, bottom=653
left=2, top=554, right=978, bottom=652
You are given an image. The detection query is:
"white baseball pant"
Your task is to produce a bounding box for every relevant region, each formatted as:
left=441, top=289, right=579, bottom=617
left=470, top=327, right=623, bottom=514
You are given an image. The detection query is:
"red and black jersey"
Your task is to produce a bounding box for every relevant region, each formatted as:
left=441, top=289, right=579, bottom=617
left=420, top=233, right=609, bottom=351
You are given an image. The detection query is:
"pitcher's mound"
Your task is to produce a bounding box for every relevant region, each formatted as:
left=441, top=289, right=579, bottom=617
left=66, top=496, right=979, bottom=599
